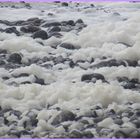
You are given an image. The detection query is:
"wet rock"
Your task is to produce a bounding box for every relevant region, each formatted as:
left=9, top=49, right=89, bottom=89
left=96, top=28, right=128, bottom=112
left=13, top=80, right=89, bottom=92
left=52, top=110, right=76, bottom=125
left=13, top=73, right=29, bottom=78
left=32, top=30, right=48, bottom=40
left=114, top=130, right=128, bottom=138
left=8, top=53, right=22, bottom=64
left=99, top=128, right=113, bottom=137
left=53, top=56, right=65, bottom=64
left=81, top=73, right=105, bottom=82
left=83, top=131, right=94, bottom=138
left=69, top=60, right=75, bottom=68
left=93, top=117, right=104, bottom=123
left=67, top=20, right=75, bottom=26
left=125, top=60, right=138, bottom=67
left=0, top=49, right=7, bottom=54
left=0, top=60, right=5, bottom=65
left=20, top=25, right=40, bottom=33
left=90, top=4, right=95, bottom=7
left=75, top=19, right=84, bottom=24
left=131, top=119, right=140, bottom=128
left=69, top=130, right=83, bottom=138
left=9, top=110, right=22, bottom=119
left=34, top=76, right=45, bottom=85
left=26, top=111, right=38, bottom=127
left=114, top=119, right=123, bottom=125
left=49, top=26, right=61, bottom=32
left=92, top=59, right=126, bottom=68
left=48, top=32, right=62, bottom=38
left=59, top=43, right=77, bottom=50
left=25, top=3, right=31, bottom=9
left=42, top=22, right=61, bottom=27
left=113, top=12, right=121, bottom=16
left=9, top=130, right=21, bottom=138
left=61, top=2, right=69, bottom=6
left=117, top=77, right=137, bottom=89
left=4, top=27, right=20, bottom=36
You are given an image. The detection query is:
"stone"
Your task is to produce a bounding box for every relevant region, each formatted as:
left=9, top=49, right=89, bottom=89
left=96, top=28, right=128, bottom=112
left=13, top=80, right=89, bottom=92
left=61, top=2, right=69, bottom=6
left=92, top=59, right=126, bottom=68
left=69, top=130, right=83, bottom=138
left=75, top=19, right=84, bottom=24
left=59, top=43, right=77, bottom=50
left=52, top=110, right=76, bottom=125
left=114, top=130, right=128, bottom=138
left=49, top=26, right=61, bottom=32
left=8, top=53, right=22, bottom=64
left=34, top=76, right=45, bottom=85
left=32, top=30, right=48, bottom=40
left=81, top=73, right=105, bottom=82
left=0, top=49, right=7, bottom=54
left=5, top=27, right=20, bottom=36
left=83, top=131, right=94, bottom=138
left=42, top=22, right=61, bottom=27
left=20, top=25, right=40, bottom=33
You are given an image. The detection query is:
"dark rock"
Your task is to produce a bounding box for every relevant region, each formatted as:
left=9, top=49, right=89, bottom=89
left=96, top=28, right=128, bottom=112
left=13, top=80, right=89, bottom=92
left=59, top=43, right=77, bottom=50
left=132, top=119, right=140, bottom=128
left=42, top=22, right=61, bottom=27
left=114, top=119, right=123, bottom=125
left=92, top=59, right=126, bottom=68
left=32, top=30, right=48, bottom=40
left=99, top=128, right=113, bottom=137
left=8, top=53, right=22, bottom=64
left=53, top=56, right=65, bottom=64
left=20, top=25, right=40, bottom=33
left=113, top=12, right=121, bottom=16
left=0, top=49, right=7, bottom=54
left=27, top=17, right=39, bottom=22
left=81, top=73, right=105, bottom=82
left=75, top=19, right=84, bottom=24
left=69, top=60, right=75, bottom=68
left=5, top=27, right=20, bottom=36
left=123, top=81, right=136, bottom=89
left=114, top=130, right=128, bottom=138
left=125, top=60, right=138, bottom=67
left=67, top=20, right=75, bottom=26
left=0, top=60, right=5, bottom=65
left=93, top=117, right=104, bottom=123
left=48, top=13, right=54, bottom=16
left=52, top=110, right=76, bottom=125
left=117, top=77, right=138, bottom=89
left=25, top=3, right=31, bottom=9
left=26, top=111, right=38, bottom=127
left=34, top=76, right=45, bottom=85
left=90, top=4, right=95, bottom=7
left=0, top=20, right=12, bottom=26
left=13, top=73, right=29, bottom=78
left=48, top=32, right=62, bottom=38
left=9, top=130, right=21, bottom=138
left=69, top=130, right=83, bottom=138
left=21, top=81, right=31, bottom=84
left=83, top=131, right=94, bottom=138
left=49, top=26, right=61, bottom=32
left=9, top=110, right=22, bottom=119
left=61, top=2, right=69, bottom=6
